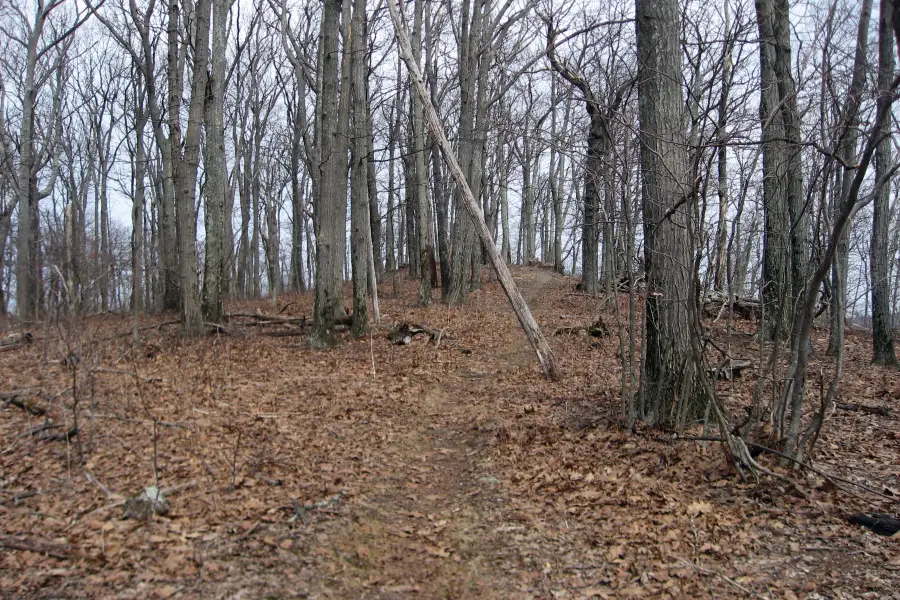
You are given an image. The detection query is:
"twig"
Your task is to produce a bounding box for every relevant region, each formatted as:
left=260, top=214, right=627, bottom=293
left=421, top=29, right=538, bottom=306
left=669, top=556, right=762, bottom=598
left=90, top=367, right=163, bottom=383
left=677, top=435, right=898, bottom=503
left=67, top=480, right=197, bottom=527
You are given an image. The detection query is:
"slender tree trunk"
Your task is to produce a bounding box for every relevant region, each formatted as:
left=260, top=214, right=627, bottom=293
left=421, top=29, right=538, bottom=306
left=171, top=0, right=211, bottom=335
left=202, top=0, right=230, bottom=323
left=15, top=19, right=41, bottom=320
left=872, top=0, right=898, bottom=365
left=350, top=0, right=370, bottom=335
left=132, top=77, right=147, bottom=316
left=446, top=0, right=482, bottom=305
left=828, top=0, right=872, bottom=356
left=386, top=96, right=397, bottom=273
left=756, top=0, right=792, bottom=339
left=388, top=0, right=559, bottom=379
left=412, top=0, right=432, bottom=305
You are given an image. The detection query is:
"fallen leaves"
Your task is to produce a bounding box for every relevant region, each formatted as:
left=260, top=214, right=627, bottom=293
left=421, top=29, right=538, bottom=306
left=0, top=267, right=898, bottom=598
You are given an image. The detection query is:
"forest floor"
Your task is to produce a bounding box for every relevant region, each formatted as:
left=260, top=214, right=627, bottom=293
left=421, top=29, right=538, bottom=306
left=1, top=266, right=899, bottom=599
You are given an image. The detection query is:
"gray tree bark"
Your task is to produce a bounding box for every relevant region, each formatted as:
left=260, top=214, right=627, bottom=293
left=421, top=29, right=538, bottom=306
left=635, top=0, right=702, bottom=426
left=313, top=0, right=351, bottom=341
left=827, top=0, right=872, bottom=356
left=388, top=0, right=559, bottom=379
left=411, top=0, right=432, bottom=305
left=350, top=0, right=370, bottom=335
left=202, top=0, right=231, bottom=323
left=872, top=0, right=898, bottom=365
left=170, top=0, right=210, bottom=335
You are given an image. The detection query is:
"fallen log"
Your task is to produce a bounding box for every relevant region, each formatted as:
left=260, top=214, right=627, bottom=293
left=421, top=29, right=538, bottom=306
left=0, top=331, right=32, bottom=352
left=387, top=0, right=558, bottom=379
left=708, top=359, right=754, bottom=381
left=835, top=402, right=891, bottom=417
left=702, top=293, right=762, bottom=321
left=0, top=389, right=46, bottom=416
left=228, top=311, right=309, bottom=325
left=554, top=318, right=611, bottom=339
left=228, top=312, right=353, bottom=329
left=40, top=427, right=78, bottom=443
left=0, top=534, right=72, bottom=559
left=847, top=514, right=900, bottom=536
left=388, top=322, right=444, bottom=345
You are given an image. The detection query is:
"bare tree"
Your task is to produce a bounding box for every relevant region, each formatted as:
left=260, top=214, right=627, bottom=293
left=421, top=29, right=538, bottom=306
left=2, top=0, right=87, bottom=318
left=202, top=0, right=233, bottom=323
left=871, top=0, right=897, bottom=366
left=634, top=0, right=702, bottom=426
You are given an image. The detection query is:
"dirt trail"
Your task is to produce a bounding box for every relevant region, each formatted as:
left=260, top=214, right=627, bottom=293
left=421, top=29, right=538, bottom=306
left=3, top=266, right=898, bottom=599
left=304, top=270, right=565, bottom=599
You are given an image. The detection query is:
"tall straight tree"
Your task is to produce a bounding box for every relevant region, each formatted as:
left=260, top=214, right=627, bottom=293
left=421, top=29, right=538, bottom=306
left=635, top=0, right=701, bottom=426
left=872, top=0, right=898, bottom=365
left=756, top=0, right=809, bottom=341
left=827, top=0, right=872, bottom=356
left=445, top=0, right=485, bottom=305
left=203, top=0, right=232, bottom=323
left=349, top=0, right=370, bottom=335
left=313, top=0, right=350, bottom=341
left=411, top=0, right=432, bottom=305
left=546, top=19, right=627, bottom=295
left=756, top=0, right=791, bottom=338
left=169, top=0, right=210, bottom=335
left=93, top=0, right=180, bottom=312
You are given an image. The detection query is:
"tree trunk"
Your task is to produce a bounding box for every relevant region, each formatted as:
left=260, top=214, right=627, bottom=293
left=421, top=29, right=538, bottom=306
left=872, top=0, right=898, bottom=366
left=171, top=0, right=210, bottom=335
left=202, top=0, right=230, bottom=323
left=313, top=0, right=351, bottom=341
left=756, top=0, right=792, bottom=340
left=828, top=0, right=872, bottom=356
left=446, top=0, right=482, bottom=305
left=635, top=0, right=702, bottom=427
left=412, top=0, right=432, bottom=305
left=350, top=0, right=370, bottom=335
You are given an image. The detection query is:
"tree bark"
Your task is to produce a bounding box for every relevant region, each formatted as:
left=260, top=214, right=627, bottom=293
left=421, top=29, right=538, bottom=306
left=171, top=0, right=210, bottom=335
left=635, top=0, right=702, bottom=426
left=828, top=0, right=872, bottom=356
left=350, top=0, right=370, bottom=335
left=313, top=0, right=351, bottom=341
left=872, top=0, right=898, bottom=366
left=203, top=0, right=231, bottom=323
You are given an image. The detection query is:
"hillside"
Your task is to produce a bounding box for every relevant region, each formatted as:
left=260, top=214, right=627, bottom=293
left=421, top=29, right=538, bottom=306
left=1, top=266, right=898, bottom=598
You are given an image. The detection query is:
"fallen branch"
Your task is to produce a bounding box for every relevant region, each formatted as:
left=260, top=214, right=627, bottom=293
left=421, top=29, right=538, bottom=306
left=387, top=0, right=559, bottom=379
left=677, top=435, right=898, bottom=503
left=0, top=389, right=46, bottom=416
left=0, top=332, right=33, bottom=352
left=228, top=311, right=308, bottom=325
left=708, top=358, right=754, bottom=381
left=283, top=490, right=346, bottom=525
left=39, top=427, right=78, bottom=443
left=847, top=513, right=900, bottom=536
left=0, top=534, right=72, bottom=559
left=836, top=402, right=891, bottom=417
left=669, top=555, right=763, bottom=598
left=388, top=322, right=445, bottom=345
left=66, top=480, right=197, bottom=527
left=553, top=318, right=611, bottom=339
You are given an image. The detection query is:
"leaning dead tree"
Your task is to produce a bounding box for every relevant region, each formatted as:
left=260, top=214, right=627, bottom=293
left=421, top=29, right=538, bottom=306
left=387, top=0, right=559, bottom=380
